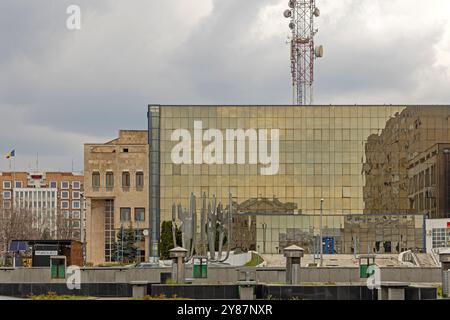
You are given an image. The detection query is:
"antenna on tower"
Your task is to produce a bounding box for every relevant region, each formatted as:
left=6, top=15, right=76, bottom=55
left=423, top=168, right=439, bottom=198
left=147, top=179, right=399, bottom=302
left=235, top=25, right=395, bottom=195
left=284, top=0, right=323, bottom=106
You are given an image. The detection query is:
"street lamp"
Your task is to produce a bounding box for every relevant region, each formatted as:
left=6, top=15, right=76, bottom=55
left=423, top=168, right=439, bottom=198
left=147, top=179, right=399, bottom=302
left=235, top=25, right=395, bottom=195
left=320, top=198, right=324, bottom=267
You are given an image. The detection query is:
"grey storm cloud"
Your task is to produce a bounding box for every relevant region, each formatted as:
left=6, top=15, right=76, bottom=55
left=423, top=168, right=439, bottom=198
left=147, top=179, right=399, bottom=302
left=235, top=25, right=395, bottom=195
left=0, top=0, right=449, bottom=171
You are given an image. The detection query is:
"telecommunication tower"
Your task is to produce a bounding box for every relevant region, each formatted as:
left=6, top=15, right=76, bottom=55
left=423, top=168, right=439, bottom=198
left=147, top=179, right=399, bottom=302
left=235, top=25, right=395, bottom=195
left=284, top=0, right=323, bottom=105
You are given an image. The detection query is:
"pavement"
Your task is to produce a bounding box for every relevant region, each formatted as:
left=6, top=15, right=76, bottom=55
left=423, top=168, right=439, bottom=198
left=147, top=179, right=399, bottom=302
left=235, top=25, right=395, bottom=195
left=0, top=296, right=24, bottom=300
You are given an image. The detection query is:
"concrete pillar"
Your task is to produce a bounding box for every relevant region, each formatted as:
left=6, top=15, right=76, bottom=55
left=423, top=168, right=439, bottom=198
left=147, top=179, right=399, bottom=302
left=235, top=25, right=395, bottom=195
left=439, top=250, right=450, bottom=298
left=283, top=245, right=304, bottom=285
left=377, top=282, right=409, bottom=300
left=169, top=247, right=188, bottom=284
left=236, top=268, right=257, bottom=300
left=131, top=281, right=148, bottom=299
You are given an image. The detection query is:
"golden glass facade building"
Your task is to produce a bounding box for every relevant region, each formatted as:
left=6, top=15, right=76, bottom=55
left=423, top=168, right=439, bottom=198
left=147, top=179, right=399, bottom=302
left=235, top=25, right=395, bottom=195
left=148, top=105, right=450, bottom=255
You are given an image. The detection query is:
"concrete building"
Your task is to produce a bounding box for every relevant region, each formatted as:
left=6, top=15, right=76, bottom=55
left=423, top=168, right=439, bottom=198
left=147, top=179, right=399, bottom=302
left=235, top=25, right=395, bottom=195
left=0, top=171, right=84, bottom=240
left=84, top=130, right=149, bottom=265
left=82, top=105, right=450, bottom=263
left=408, top=143, right=450, bottom=219
left=146, top=105, right=450, bottom=260
left=363, top=107, right=450, bottom=218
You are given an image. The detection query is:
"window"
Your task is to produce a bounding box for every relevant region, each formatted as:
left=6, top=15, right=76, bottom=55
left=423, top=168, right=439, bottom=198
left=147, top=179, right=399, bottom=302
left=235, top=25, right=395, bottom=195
left=3, top=181, right=11, bottom=189
left=72, top=220, right=81, bottom=229
left=136, top=172, right=144, bottom=190
left=106, top=172, right=114, bottom=189
left=15, top=181, right=22, bottom=188
left=123, top=148, right=129, bottom=153
left=61, top=201, right=70, bottom=209
left=72, top=211, right=81, bottom=219
left=50, top=181, right=57, bottom=188
left=122, top=171, right=130, bottom=189
left=120, top=208, right=131, bottom=222
left=432, top=228, right=449, bottom=249
left=63, top=210, right=70, bottom=219
left=3, top=201, right=11, bottom=209
left=72, top=191, right=80, bottom=199
left=3, top=191, right=11, bottom=200
left=92, top=172, right=100, bottom=188
left=135, top=208, right=145, bottom=222
left=61, top=191, right=69, bottom=199
left=72, top=201, right=81, bottom=209
left=72, top=181, right=81, bottom=190
left=61, top=181, right=69, bottom=189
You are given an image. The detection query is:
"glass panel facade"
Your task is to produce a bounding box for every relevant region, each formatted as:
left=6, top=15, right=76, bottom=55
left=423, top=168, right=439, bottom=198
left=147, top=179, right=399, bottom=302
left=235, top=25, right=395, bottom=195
left=150, top=106, right=450, bottom=253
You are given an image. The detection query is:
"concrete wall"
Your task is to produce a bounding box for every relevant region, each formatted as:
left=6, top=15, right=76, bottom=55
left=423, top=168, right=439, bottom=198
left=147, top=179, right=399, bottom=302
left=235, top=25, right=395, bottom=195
left=0, top=266, right=442, bottom=285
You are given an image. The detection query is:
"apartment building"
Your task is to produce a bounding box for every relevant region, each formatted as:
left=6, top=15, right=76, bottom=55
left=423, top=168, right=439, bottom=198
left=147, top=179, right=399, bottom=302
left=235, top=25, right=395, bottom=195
left=363, top=106, right=450, bottom=217
left=408, top=143, right=450, bottom=219
left=84, top=130, right=149, bottom=265
left=0, top=171, right=84, bottom=240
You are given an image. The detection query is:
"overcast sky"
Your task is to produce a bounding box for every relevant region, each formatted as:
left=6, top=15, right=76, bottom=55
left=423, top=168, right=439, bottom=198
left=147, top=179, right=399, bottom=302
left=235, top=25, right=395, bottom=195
left=1, top=0, right=450, bottom=172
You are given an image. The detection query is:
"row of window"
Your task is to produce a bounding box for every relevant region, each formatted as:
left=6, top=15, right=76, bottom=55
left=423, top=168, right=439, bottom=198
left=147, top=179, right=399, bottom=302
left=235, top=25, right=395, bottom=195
left=4, top=200, right=82, bottom=210
left=120, top=207, right=145, bottom=222
left=2, top=190, right=82, bottom=200
left=64, top=220, right=81, bottom=229
left=92, top=171, right=144, bottom=190
left=63, top=210, right=82, bottom=219
left=2, top=181, right=81, bottom=190
left=57, top=181, right=81, bottom=190
left=60, top=191, right=82, bottom=199
left=61, top=201, right=82, bottom=210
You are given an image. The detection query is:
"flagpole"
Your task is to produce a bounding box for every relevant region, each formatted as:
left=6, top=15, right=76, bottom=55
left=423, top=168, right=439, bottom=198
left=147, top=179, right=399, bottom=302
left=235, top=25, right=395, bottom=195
left=13, top=154, right=16, bottom=193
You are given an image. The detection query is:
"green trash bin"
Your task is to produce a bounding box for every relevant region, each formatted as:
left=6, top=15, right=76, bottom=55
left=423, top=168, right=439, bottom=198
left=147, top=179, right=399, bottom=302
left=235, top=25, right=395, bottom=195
left=51, top=263, right=59, bottom=279
left=193, top=257, right=208, bottom=279
left=50, top=256, right=66, bottom=279
left=358, top=254, right=376, bottom=279
left=359, top=264, right=369, bottom=278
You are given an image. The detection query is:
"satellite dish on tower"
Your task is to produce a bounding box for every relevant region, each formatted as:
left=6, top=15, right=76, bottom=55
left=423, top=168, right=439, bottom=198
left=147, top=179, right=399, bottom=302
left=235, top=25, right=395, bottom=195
left=315, top=45, right=324, bottom=58
left=288, top=0, right=296, bottom=9
left=289, top=22, right=295, bottom=30
left=314, top=8, right=321, bottom=17
left=284, top=9, right=292, bottom=18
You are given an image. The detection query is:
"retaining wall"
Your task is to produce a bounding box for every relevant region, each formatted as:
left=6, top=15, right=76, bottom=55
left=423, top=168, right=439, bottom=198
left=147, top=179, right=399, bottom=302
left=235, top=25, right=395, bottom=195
left=0, top=266, right=441, bottom=285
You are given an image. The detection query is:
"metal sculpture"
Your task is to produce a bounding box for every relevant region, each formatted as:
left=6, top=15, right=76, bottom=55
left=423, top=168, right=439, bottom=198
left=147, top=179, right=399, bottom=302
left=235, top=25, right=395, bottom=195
left=172, top=192, right=233, bottom=263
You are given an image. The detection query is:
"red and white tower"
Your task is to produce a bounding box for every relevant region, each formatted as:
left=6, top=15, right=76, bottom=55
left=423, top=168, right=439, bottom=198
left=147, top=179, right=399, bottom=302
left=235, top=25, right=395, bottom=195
left=284, top=0, right=323, bottom=105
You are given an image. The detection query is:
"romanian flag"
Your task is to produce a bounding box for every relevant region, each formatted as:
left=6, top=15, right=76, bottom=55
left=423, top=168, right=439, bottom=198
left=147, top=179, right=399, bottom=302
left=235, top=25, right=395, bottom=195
left=5, top=150, right=15, bottom=159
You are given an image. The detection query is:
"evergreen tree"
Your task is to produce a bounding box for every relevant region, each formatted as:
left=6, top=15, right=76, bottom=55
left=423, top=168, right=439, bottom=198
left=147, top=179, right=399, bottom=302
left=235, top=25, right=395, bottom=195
left=160, top=221, right=182, bottom=260
left=112, top=226, right=137, bottom=263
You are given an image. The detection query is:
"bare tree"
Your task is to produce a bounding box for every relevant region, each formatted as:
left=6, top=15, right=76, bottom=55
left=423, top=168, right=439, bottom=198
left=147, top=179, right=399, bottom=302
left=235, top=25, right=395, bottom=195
left=56, top=210, right=73, bottom=240
left=0, top=206, right=41, bottom=265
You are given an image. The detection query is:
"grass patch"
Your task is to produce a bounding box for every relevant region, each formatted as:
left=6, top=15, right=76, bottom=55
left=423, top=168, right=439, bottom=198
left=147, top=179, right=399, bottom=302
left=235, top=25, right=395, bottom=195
left=29, top=292, right=95, bottom=300
left=245, top=252, right=264, bottom=267
left=96, top=262, right=132, bottom=267
left=133, top=294, right=191, bottom=300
